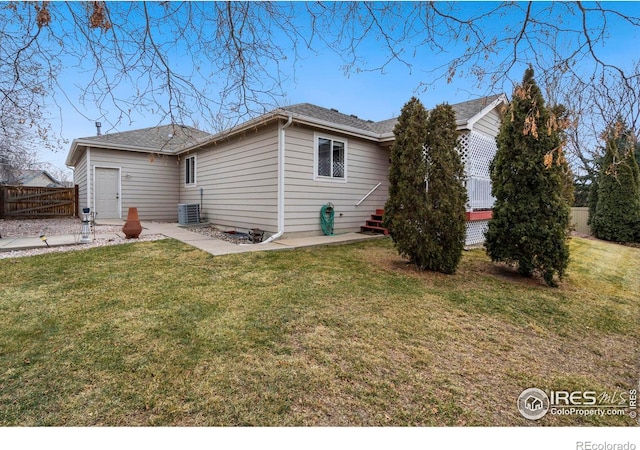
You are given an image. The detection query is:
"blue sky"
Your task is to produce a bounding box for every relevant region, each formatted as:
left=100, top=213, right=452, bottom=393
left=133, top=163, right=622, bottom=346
left=36, top=1, right=640, bottom=178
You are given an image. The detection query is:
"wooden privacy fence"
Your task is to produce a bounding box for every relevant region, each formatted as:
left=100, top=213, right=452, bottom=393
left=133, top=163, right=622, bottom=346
left=570, top=207, right=591, bottom=235
left=0, top=185, right=79, bottom=219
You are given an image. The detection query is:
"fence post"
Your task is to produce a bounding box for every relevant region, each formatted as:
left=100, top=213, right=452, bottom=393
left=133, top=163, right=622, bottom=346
left=74, top=184, right=79, bottom=217
left=0, top=186, right=4, bottom=219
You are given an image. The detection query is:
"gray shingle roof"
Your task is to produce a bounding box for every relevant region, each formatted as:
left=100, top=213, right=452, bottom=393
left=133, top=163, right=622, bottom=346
left=450, top=95, right=503, bottom=124
left=281, top=103, right=379, bottom=133
left=68, top=95, right=504, bottom=165
left=369, top=117, right=399, bottom=135
left=78, top=124, right=212, bottom=153
left=281, top=94, right=504, bottom=136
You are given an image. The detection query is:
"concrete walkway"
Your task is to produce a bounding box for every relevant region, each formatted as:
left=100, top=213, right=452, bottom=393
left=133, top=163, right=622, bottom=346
left=141, top=222, right=385, bottom=255
left=0, top=234, right=81, bottom=251
left=0, top=220, right=385, bottom=255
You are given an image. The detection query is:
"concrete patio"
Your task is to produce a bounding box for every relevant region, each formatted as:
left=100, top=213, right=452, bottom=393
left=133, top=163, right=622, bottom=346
left=0, top=220, right=385, bottom=255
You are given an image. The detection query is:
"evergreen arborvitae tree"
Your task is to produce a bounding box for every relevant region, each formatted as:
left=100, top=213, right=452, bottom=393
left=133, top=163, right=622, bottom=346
left=422, top=103, right=468, bottom=273
left=484, top=68, right=571, bottom=286
left=384, top=97, right=430, bottom=267
left=587, top=162, right=601, bottom=227
left=587, top=154, right=605, bottom=226
left=591, top=120, right=640, bottom=242
left=573, top=174, right=591, bottom=207
left=551, top=105, right=576, bottom=207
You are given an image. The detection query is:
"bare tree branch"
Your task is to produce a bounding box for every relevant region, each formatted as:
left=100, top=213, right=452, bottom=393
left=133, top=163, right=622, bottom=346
left=1, top=0, right=639, bottom=162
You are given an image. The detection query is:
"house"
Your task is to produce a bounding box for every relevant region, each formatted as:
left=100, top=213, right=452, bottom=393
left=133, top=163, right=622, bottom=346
left=65, top=125, right=212, bottom=222
left=525, top=395, right=544, bottom=412
left=65, top=94, right=507, bottom=245
left=1, top=169, right=64, bottom=187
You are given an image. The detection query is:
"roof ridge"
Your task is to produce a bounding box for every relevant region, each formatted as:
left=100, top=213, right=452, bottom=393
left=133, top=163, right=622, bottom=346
left=280, top=102, right=378, bottom=133
left=285, top=102, right=373, bottom=117
left=78, top=123, right=206, bottom=140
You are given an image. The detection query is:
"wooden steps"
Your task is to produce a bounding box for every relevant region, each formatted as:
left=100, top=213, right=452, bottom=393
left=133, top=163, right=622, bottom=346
left=360, top=209, right=388, bottom=235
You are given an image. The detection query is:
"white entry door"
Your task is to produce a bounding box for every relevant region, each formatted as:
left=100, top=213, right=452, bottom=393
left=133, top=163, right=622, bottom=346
left=95, top=168, right=120, bottom=218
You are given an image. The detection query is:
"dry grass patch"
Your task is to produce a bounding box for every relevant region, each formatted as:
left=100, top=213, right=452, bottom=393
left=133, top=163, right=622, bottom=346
left=0, top=237, right=637, bottom=426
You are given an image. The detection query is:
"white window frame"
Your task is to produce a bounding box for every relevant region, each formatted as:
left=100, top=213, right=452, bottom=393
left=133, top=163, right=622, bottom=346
left=313, top=132, right=348, bottom=183
left=185, top=155, right=196, bottom=187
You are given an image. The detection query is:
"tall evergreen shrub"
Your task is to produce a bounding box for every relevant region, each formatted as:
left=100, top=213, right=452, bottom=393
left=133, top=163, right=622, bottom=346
left=484, top=68, right=571, bottom=286
left=591, top=121, right=640, bottom=242
left=422, top=103, right=467, bottom=273
left=384, top=99, right=467, bottom=273
left=384, top=97, right=430, bottom=266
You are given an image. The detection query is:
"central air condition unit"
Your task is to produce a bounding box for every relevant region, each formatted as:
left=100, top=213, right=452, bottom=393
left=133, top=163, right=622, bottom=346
left=178, top=203, right=200, bottom=225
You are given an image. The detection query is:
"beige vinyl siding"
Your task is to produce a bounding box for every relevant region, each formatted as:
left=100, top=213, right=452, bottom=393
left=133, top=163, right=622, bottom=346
left=472, top=108, right=501, bottom=138
left=89, top=149, right=179, bottom=220
left=179, top=125, right=279, bottom=232
left=284, top=125, right=389, bottom=235
left=73, top=152, right=88, bottom=212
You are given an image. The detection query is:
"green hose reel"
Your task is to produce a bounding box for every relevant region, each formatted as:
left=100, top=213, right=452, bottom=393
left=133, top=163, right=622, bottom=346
left=320, top=203, right=335, bottom=236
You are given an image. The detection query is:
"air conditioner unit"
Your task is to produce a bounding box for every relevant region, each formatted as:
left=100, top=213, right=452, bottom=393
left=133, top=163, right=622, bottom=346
left=178, top=203, right=200, bottom=225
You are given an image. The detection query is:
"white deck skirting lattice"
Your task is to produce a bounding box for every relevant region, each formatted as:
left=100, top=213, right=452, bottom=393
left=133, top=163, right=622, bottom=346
left=458, top=131, right=497, bottom=211
left=465, top=219, right=489, bottom=247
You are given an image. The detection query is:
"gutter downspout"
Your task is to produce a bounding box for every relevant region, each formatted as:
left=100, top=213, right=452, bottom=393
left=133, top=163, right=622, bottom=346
left=86, top=147, right=91, bottom=211
left=262, top=115, right=293, bottom=243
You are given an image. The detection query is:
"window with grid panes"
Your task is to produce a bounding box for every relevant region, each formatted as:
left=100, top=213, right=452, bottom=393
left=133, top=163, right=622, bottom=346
left=316, top=136, right=345, bottom=180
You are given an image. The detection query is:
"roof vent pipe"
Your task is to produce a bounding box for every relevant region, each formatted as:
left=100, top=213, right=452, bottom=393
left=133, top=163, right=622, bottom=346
left=95, top=122, right=102, bottom=136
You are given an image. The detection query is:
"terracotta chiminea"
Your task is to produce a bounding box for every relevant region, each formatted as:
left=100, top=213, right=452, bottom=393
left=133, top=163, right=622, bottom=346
left=122, top=207, right=143, bottom=239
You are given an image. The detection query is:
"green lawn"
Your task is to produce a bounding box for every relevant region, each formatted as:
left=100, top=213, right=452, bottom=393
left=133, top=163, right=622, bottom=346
left=0, top=237, right=638, bottom=426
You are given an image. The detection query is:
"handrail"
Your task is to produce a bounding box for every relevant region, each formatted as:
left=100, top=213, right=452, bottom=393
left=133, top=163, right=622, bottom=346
left=355, top=182, right=382, bottom=206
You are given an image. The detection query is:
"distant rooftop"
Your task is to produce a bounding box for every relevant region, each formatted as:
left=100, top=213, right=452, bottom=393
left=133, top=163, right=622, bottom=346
left=0, top=169, right=63, bottom=187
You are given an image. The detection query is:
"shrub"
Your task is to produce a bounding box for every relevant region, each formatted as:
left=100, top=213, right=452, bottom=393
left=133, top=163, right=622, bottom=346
left=421, top=103, right=467, bottom=273
left=591, top=120, right=640, bottom=242
left=384, top=99, right=467, bottom=273
left=384, top=97, right=430, bottom=267
left=484, top=68, right=571, bottom=286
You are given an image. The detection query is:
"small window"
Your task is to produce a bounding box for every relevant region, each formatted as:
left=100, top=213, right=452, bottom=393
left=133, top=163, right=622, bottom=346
left=185, top=155, right=196, bottom=186
left=315, top=135, right=346, bottom=181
